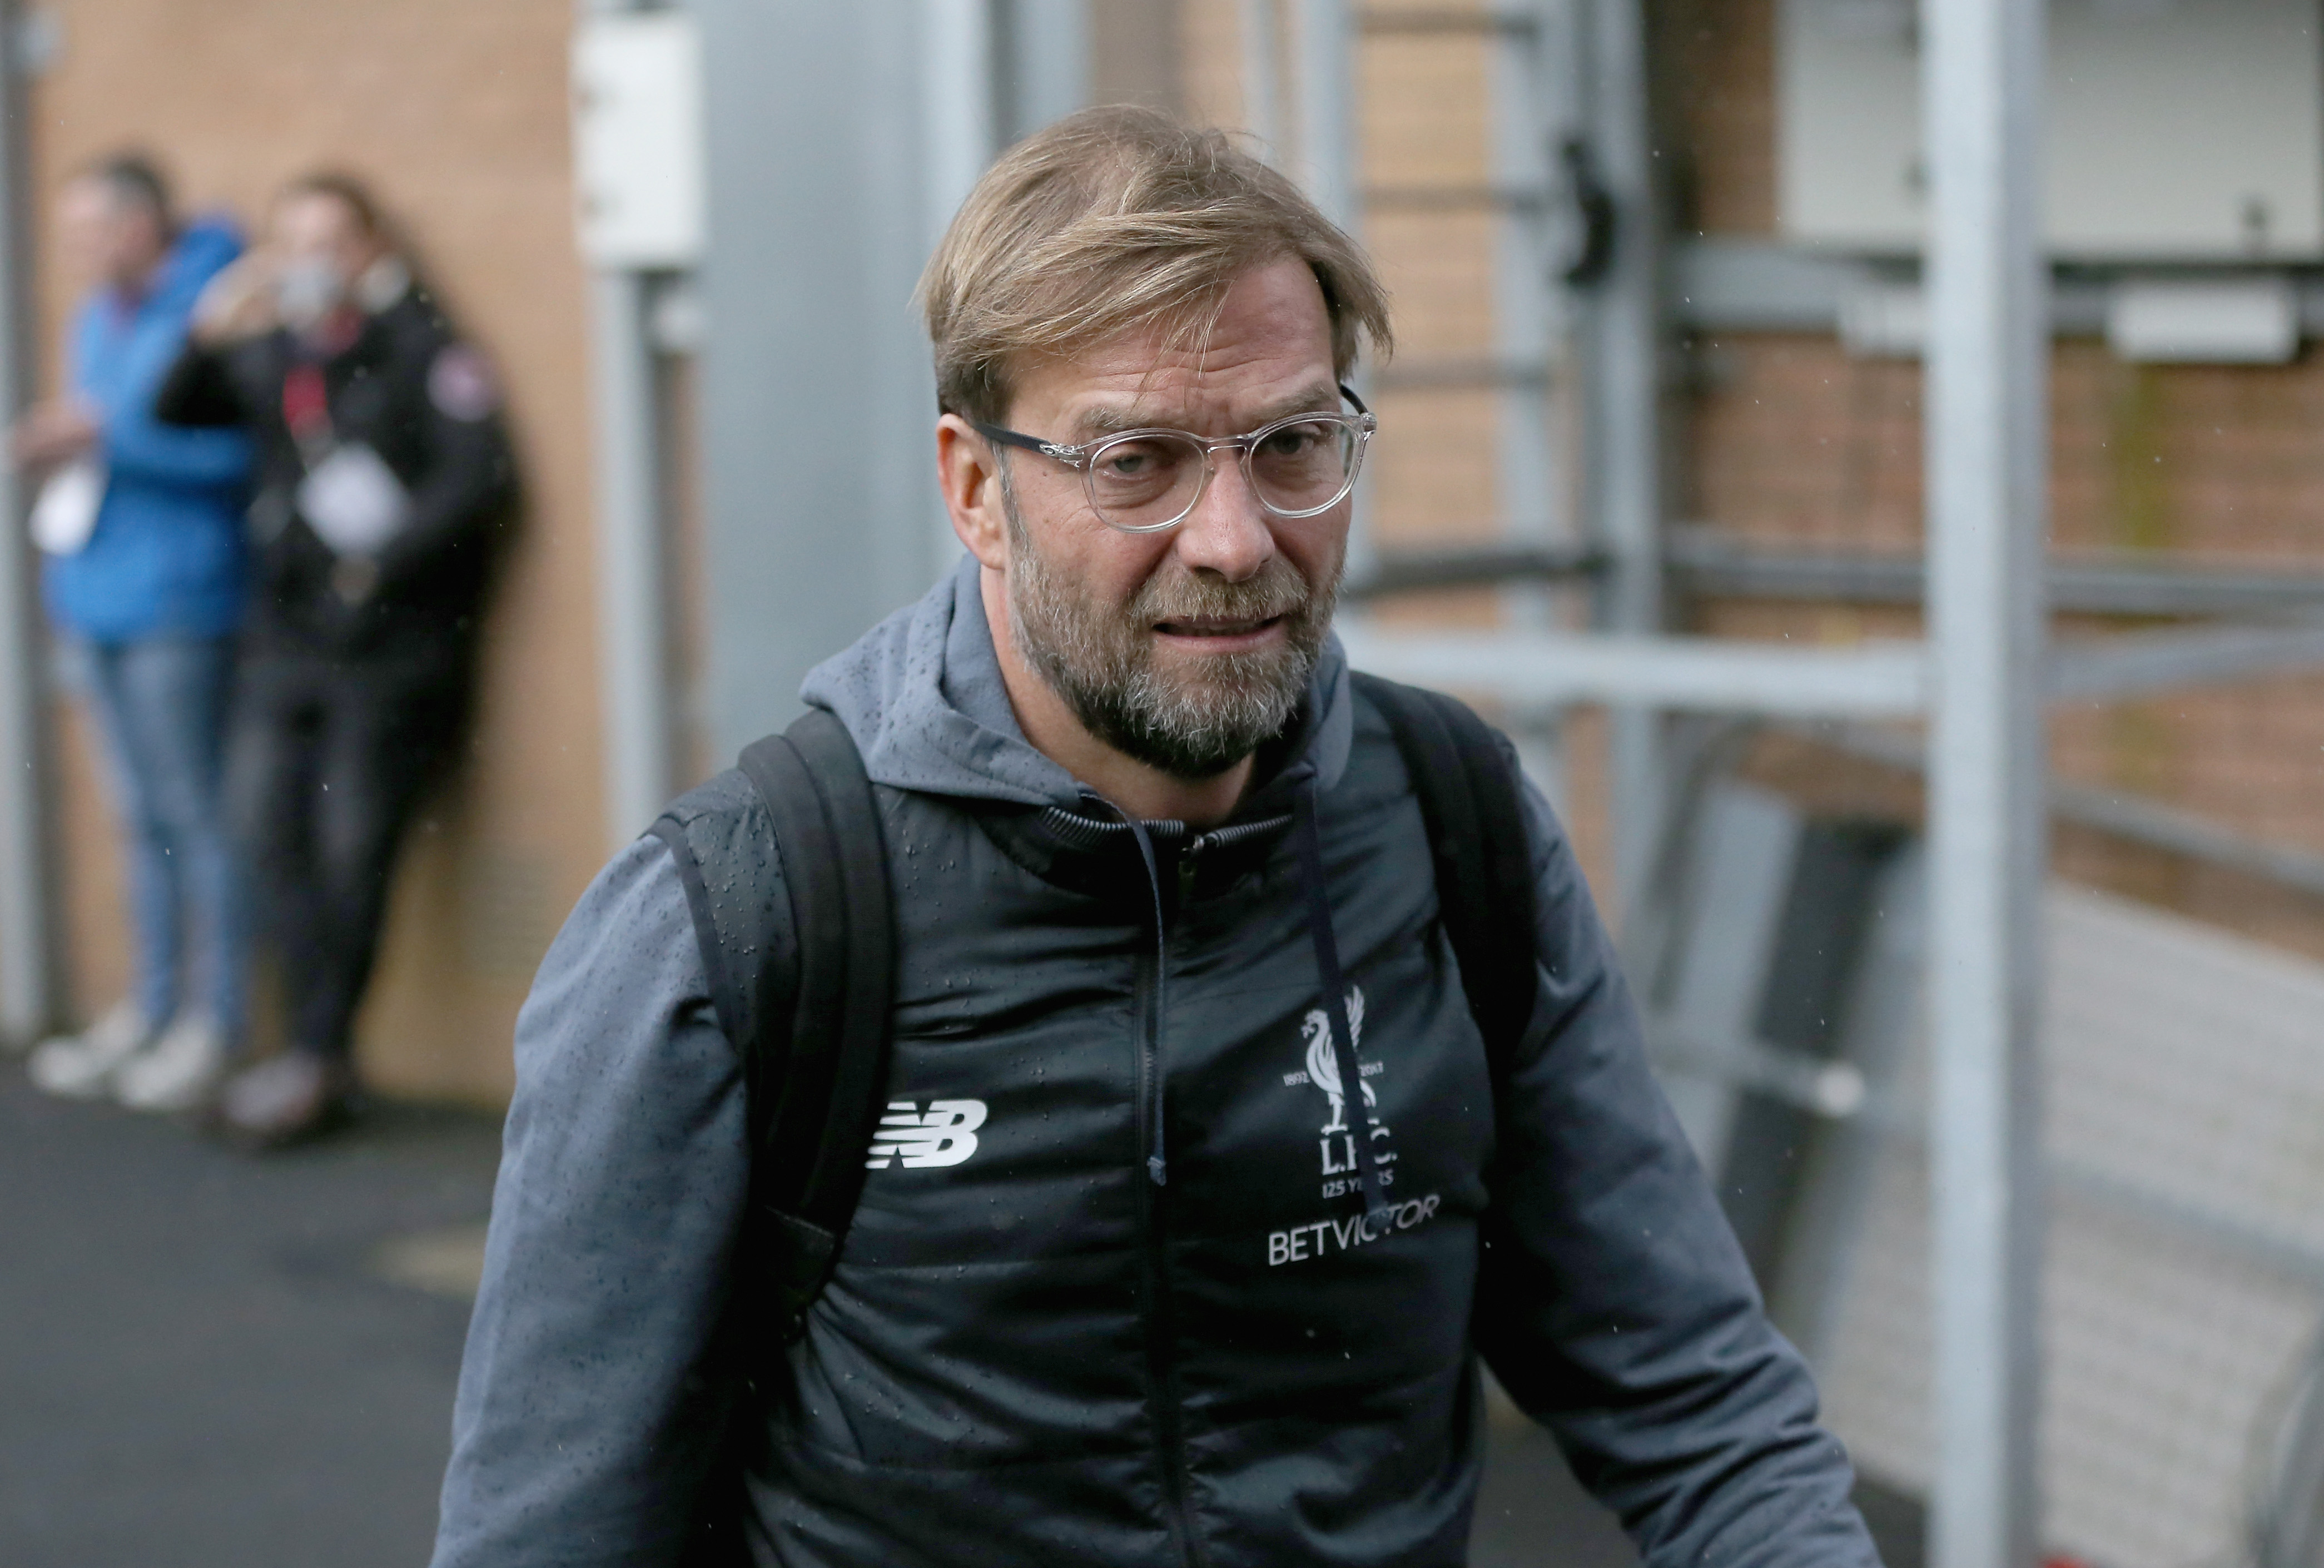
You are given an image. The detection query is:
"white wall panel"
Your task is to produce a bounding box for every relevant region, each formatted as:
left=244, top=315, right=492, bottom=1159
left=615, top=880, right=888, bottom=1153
left=1779, top=0, right=2324, bottom=259
left=1819, top=886, right=2324, bottom=1567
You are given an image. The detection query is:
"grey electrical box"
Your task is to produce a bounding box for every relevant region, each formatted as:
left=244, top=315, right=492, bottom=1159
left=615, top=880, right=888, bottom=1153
left=572, top=11, right=706, bottom=270
left=1778, top=0, right=2324, bottom=260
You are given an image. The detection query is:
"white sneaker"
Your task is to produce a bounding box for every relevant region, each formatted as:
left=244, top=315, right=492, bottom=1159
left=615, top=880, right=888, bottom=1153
left=114, top=1014, right=230, bottom=1113
left=27, top=1001, right=152, bottom=1099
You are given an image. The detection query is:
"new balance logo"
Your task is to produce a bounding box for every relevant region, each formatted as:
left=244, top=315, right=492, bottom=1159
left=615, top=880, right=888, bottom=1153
left=865, top=1100, right=987, bottom=1169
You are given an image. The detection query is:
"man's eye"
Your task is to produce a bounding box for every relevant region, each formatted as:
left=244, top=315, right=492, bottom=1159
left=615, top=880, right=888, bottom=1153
left=1098, top=440, right=1173, bottom=477
left=1260, top=425, right=1320, bottom=458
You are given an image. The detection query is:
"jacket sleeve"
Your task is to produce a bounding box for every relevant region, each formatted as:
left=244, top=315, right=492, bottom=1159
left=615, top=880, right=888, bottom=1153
left=431, top=835, right=749, bottom=1568
left=98, top=328, right=251, bottom=488
left=1474, top=754, right=1881, bottom=1568
left=371, top=341, right=516, bottom=596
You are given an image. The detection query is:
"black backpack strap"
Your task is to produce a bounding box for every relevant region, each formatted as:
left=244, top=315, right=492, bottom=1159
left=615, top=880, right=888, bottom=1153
left=727, top=706, right=897, bottom=1342
left=1351, top=671, right=1540, bottom=1084
left=649, top=704, right=898, bottom=1353
left=648, top=710, right=892, bottom=1568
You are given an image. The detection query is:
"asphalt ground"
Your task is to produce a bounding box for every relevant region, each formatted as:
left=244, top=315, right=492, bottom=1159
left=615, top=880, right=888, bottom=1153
left=0, top=1064, right=1651, bottom=1567
left=0, top=1071, right=496, bottom=1568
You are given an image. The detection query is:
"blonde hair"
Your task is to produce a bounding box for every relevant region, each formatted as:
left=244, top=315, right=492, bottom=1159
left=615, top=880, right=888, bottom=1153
left=920, top=106, right=1392, bottom=424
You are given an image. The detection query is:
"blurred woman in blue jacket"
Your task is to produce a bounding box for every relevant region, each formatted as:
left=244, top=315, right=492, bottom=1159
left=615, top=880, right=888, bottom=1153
left=19, top=155, right=253, bottom=1111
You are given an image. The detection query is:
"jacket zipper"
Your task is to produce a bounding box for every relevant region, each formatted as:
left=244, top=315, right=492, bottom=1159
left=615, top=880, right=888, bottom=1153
left=1136, top=839, right=1204, bottom=1568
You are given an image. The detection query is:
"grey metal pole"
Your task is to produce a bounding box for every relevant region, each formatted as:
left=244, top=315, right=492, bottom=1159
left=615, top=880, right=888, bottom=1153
left=922, top=0, right=999, bottom=577
left=1238, top=0, right=1282, bottom=161
left=697, top=0, right=970, bottom=752
left=1922, top=0, right=2049, bottom=1563
left=1491, top=4, right=1562, bottom=584
left=1582, top=0, right=1666, bottom=921
left=1288, top=0, right=1373, bottom=584
left=1002, top=0, right=1087, bottom=137
left=0, top=0, right=58, bottom=1046
left=1288, top=0, right=1356, bottom=233
left=586, top=267, right=672, bottom=845
left=923, top=0, right=997, bottom=239
left=1493, top=1, right=1575, bottom=808
left=577, top=0, right=680, bottom=846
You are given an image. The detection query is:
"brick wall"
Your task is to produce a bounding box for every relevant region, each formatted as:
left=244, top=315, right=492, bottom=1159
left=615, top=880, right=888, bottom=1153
left=31, top=0, right=602, bottom=1101
left=1177, top=0, right=2324, bottom=952
left=1677, top=0, right=2324, bottom=962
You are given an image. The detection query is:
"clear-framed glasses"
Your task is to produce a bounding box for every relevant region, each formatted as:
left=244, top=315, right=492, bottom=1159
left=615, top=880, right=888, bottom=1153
left=970, top=383, right=1375, bottom=534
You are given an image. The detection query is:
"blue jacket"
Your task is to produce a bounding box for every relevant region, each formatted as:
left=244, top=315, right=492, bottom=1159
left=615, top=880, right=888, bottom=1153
left=42, top=219, right=252, bottom=643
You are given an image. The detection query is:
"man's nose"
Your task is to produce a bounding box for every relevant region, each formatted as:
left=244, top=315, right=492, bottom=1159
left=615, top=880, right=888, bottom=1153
left=1171, top=450, right=1276, bottom=581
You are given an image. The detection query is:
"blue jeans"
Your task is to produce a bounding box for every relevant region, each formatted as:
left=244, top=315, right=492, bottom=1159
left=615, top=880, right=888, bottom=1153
left=71, top=634, right=247, bottom=1039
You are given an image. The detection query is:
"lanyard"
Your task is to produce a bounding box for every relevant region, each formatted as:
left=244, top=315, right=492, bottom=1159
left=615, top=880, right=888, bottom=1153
left=281, top=361, right=334, bottom=464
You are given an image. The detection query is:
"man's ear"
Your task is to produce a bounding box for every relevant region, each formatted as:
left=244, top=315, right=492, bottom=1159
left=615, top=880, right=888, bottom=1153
left=937, top=414, right=1009, bottom=572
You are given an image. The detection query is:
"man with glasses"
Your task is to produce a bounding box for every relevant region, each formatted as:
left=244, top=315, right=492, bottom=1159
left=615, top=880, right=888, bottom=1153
left=433, top=107, right=1878, bottom=1568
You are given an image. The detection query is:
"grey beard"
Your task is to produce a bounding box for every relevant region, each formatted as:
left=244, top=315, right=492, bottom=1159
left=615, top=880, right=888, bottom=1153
left=1001, top=467, right=1338, bottom=781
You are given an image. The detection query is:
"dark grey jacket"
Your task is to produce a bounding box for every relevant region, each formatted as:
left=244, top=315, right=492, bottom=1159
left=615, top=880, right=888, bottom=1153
left=431, top=557, right=1878, bottom=1568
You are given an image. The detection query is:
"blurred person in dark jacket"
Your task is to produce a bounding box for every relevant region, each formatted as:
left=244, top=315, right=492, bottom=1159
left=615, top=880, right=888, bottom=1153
left=19, top=154, right=255, bottom=1112
left=157, top=171, right=515, bottom=1145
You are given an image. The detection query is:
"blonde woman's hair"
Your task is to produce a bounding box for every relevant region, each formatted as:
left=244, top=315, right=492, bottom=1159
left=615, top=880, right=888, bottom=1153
left=920, top=106, right=1392, bottom=424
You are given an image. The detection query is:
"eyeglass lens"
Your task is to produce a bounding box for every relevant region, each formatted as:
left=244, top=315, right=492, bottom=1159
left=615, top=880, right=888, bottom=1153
left=1086, top=418, right=1362, bottom=529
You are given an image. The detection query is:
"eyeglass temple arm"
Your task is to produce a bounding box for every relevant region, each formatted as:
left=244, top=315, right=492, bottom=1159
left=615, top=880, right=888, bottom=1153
left=966, top=419, right=1077, bottom=462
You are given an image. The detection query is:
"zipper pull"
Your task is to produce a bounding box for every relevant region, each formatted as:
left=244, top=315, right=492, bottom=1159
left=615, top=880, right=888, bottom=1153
left=1177, top=834, right=1209, bottom=907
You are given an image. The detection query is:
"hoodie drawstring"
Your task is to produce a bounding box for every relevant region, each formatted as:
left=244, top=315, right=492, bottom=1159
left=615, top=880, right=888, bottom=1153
left=1094, top=782, right=1372, bottom=1209
left=1295, top=777, right=1392, bottom=1227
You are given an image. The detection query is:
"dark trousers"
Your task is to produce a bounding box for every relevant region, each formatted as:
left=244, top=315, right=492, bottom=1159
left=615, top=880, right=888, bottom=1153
left=230, top=657, right=465, bottom=1063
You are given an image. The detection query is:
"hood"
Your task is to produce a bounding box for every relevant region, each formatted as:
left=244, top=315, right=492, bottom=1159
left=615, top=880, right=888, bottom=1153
left=800, top=553, right=1355, bottom=816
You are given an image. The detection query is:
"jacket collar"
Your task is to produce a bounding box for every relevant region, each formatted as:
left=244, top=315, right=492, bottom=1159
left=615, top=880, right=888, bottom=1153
left=812, top=554, right=1353, bottom=904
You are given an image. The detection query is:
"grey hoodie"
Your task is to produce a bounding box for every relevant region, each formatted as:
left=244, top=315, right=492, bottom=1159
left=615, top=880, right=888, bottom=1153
left=432, top=556, right=1879, bottom=1568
